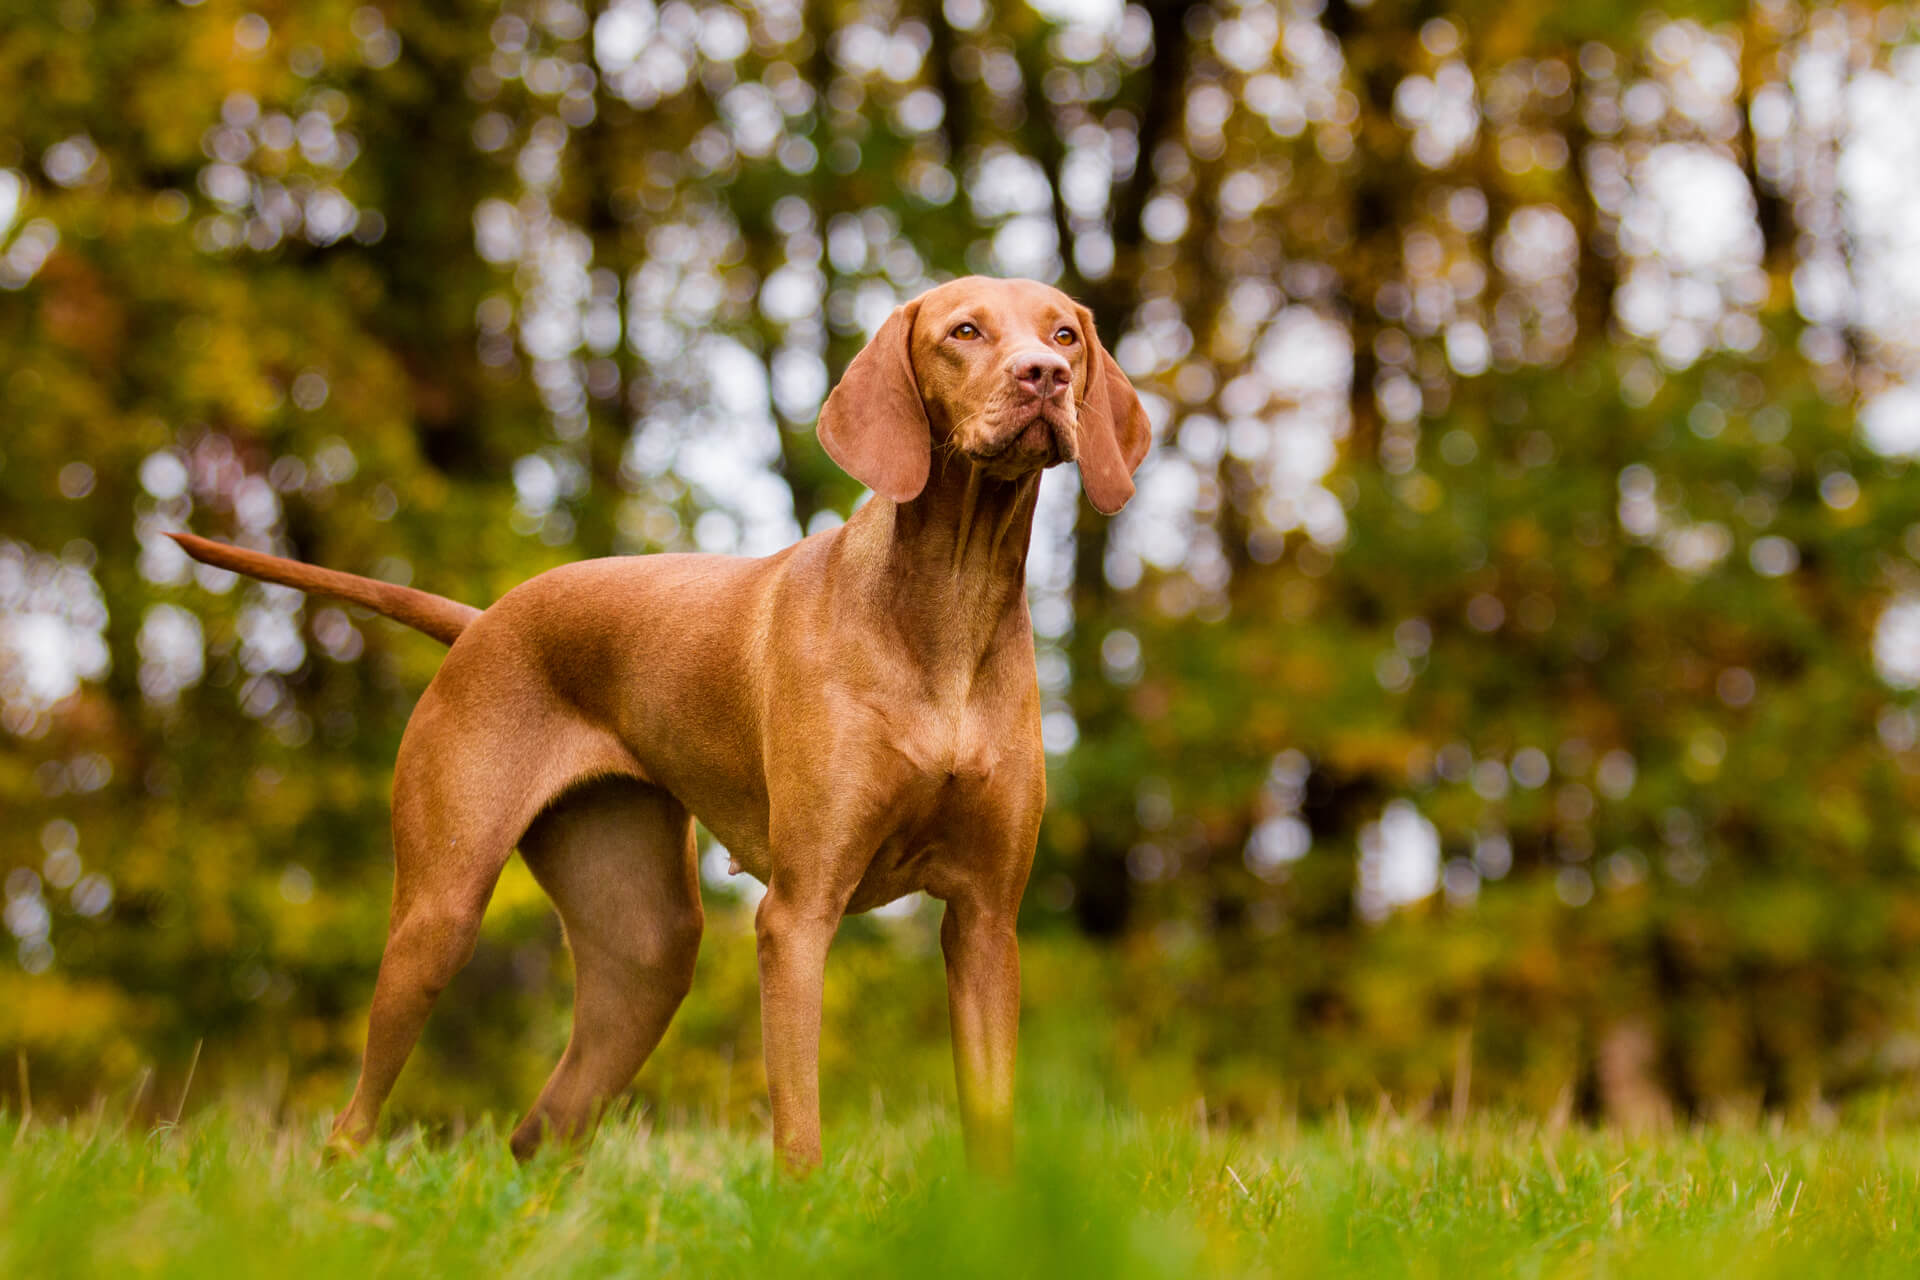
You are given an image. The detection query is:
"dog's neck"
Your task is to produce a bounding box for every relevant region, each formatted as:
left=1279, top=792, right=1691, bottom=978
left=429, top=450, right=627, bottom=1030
left=840, top=454, right=1042, bottom=672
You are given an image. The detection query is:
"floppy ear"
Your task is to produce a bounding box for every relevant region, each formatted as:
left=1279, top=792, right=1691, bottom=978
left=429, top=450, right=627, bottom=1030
left=816, top=299, right=930, bottom=504
left=1073, top=305, right=1152, bottom=515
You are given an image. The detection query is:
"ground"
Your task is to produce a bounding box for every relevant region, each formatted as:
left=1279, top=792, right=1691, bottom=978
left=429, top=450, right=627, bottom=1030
left=6, top=1098, right=1920, bottom=1278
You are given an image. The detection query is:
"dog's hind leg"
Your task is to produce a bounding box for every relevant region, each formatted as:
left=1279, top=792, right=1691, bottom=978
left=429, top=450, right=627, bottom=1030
left=328, top=683, right=629, bottom=1156
left=508, top=778, right=702, bottom=1160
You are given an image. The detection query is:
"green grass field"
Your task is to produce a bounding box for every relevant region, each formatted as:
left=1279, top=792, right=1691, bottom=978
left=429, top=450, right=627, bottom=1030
left=7, top=1097, right=1920, bottom=1278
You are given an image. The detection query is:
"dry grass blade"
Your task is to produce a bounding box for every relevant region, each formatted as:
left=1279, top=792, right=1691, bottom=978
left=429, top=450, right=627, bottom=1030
left=1450, top=1028, right=1473, bottom=1131
left=166, top=1040, right=204, bottom=1131
left=1539, top=1132, right=1567, bottom=1195
left=121, top=1066, right=153, bottom=1136
left=11, top=1050, right=28, bottom=1146
left=1224, top=1163, right=1252, bottom=1201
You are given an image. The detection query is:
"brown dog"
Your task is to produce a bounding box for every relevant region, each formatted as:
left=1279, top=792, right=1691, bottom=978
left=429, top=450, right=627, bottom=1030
left=172, top=276, right=1149, bottom=1170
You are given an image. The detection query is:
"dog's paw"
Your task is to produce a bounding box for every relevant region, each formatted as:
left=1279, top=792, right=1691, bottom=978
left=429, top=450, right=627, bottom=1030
left=321, top=1125, right=368, bottom=1165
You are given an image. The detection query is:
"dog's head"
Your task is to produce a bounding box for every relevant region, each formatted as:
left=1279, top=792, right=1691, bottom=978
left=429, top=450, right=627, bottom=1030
left=816, top=276, right=1151, bottom=514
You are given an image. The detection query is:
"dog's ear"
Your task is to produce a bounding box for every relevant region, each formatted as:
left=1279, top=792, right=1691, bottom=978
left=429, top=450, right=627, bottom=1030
left=1072, top=304, right=1152, bottom=515
left=817, top=298, right=930, bottom=504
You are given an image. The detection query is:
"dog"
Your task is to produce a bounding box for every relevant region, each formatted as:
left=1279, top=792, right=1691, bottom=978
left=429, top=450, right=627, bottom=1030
left=172, top=275, right=1150, bottom=1170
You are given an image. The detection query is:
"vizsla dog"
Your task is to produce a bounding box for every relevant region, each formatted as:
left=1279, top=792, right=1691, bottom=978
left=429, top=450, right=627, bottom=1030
left=172, top=276, right=1150, bottom=1170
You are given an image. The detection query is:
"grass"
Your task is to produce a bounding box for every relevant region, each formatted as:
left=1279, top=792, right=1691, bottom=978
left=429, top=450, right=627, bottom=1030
left=7, top=1096, right=1920, bottom=1278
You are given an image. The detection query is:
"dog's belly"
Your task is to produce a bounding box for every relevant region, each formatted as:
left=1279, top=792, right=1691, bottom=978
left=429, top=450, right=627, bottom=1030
left=703, top=811, right=773, bottom=884
left=846, top=832, right=941, bottom=913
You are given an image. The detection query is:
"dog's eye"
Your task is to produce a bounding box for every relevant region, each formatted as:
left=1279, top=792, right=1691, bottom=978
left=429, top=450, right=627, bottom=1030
left=951, top=323, right=980, bottom=340
left=1053, top=327, right=1078, bottom=346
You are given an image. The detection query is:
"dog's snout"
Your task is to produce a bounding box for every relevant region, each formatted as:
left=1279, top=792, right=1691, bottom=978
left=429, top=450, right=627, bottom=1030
left=1010, top=352, right=1071, bottom=397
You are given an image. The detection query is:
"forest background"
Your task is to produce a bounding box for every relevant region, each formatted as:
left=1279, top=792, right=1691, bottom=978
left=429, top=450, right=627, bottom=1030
left=5, top=0, right=1920, bottom=1133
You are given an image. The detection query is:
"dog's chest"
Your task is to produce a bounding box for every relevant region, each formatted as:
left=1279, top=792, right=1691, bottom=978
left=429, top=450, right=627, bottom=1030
left=893, top=680, right=1012, bottom=784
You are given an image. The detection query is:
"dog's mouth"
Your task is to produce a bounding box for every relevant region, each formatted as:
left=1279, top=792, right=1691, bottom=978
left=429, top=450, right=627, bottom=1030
left=1006, top=415, right=1054, bottom=456
left=971, top=405, right=1074, bottom=470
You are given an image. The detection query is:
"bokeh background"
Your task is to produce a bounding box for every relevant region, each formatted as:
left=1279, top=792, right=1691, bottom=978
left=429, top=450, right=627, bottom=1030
left=5, top=0, right=1920, bottom=1133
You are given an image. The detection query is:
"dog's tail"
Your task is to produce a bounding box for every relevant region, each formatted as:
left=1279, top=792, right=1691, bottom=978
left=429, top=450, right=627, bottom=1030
left=168, top=533, right=482, bottom=647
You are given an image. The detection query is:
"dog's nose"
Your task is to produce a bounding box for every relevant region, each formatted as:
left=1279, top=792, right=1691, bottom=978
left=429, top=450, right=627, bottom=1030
left=1011, top=352, right=1071, bottom=397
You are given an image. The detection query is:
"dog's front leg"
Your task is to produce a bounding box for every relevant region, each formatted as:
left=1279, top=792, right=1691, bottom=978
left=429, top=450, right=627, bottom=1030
left=755, top=885, right=844, bottom=1172
left=940, top=894, right=1021, bottom=1173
